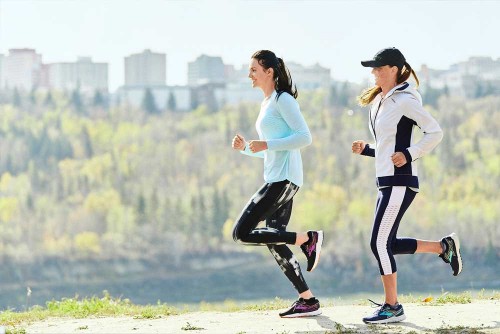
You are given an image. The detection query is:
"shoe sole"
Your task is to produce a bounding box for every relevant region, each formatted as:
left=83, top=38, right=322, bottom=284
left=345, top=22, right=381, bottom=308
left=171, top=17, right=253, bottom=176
left=280, top=309, right=322, bottom=318
left=309, top=231, right=323, bottom=272
left=449, top=232, right=463, bottom=276
left=363, top=314, right=406, bottom=324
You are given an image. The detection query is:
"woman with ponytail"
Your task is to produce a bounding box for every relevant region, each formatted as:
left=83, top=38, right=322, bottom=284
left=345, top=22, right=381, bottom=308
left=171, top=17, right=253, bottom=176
left=231, top=50, right=323, bottom=318
left=352, top=48, right=463, bottom=324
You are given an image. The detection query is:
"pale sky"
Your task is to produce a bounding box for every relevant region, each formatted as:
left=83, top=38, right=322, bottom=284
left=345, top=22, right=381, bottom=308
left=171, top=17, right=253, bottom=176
left=1, top=0, right=499, bottom=91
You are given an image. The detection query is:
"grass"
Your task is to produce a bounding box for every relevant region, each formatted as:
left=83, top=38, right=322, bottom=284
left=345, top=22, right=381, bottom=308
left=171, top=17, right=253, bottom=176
left=396, top=290, right=473, bottom=305
left=0, top=290, right=177, bottom=327
left=433, top=325, right=488, bottom=333
left=355, top=289, right=499, bottom=306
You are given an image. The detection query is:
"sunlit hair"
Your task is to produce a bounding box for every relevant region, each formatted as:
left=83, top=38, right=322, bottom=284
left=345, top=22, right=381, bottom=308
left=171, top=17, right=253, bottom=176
left=357, top=62, right=420, bottom=106
left=251, top=50, right=298, bottom=99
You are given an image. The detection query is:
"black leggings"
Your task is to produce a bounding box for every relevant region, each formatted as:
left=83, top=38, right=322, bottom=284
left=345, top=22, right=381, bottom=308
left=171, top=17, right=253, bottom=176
left=371, top=186, right=418, bottom=275
left=232, top=180, right=309, bottom=293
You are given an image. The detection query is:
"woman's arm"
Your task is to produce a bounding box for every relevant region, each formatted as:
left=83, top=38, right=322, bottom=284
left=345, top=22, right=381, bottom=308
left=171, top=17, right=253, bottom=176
left=266, top=95, right=312, bottom=151
left=401, top=97, right=443, bottom=161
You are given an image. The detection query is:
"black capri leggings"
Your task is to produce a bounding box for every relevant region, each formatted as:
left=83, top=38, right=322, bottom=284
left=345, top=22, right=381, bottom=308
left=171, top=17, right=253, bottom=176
left=232, top=180, right=309, bottom=293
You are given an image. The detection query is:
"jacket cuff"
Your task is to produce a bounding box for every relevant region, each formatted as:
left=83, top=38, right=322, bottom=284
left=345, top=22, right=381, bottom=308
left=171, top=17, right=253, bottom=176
left=403, top=149, right=413, bottom=163
left=361, top=144, right=375, bottom=157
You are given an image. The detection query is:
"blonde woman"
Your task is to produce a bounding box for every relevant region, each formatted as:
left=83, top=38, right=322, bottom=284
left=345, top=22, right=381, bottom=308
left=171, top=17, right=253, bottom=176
left=352, top=47, right=462, bottom=324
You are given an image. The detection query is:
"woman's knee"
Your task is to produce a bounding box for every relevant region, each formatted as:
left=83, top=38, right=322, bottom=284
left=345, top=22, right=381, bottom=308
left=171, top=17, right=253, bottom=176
left=232, top=224, right=243, bottom=242
left=232, top=219, right=250, bottom=243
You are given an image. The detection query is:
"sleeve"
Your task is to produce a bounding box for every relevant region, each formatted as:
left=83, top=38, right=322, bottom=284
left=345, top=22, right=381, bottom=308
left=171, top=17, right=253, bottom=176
left=361, top=144, right=375, bottom=157
left=266, top=94, right=312, bottom=151
left=400, top=95, right=443, bottom=161
left=239, top=144, right=264, bottom=159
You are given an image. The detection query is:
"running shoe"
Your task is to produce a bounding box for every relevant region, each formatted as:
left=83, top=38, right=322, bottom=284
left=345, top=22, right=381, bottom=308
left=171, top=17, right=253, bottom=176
left=300, top=230, right=323, bottom=272
left=439, top=232, right=463, bottom=276
left=279, top=297, right=321, bottom=318
left=362, top=300, right=406, bottom=324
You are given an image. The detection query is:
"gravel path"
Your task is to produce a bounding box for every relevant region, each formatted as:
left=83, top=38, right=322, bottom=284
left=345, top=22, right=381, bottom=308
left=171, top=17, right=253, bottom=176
left=20, top=300, right=500, bottom=333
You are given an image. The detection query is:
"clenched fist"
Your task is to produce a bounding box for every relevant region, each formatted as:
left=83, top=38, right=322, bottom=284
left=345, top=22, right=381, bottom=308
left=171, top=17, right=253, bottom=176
left=352, top=140, right=366, bottom=154
left=232, top=134, right=246, bottom=150
left=248, top=140, right=268, bottom=153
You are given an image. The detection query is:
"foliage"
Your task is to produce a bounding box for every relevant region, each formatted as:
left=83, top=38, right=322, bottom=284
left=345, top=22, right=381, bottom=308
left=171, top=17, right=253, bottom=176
left=0, top=291, right=177, bottom=327
left=0, top=91, right=498, bottom=266
left=141, top=88, right=159, bottom=114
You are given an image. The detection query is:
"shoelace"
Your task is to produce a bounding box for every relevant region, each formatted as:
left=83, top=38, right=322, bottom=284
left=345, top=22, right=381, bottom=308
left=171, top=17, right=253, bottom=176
left=368, top=299, right=382, bottom=308
left=293, top=298, right=306, bottom=306
left=367, top=299, right=392, bottom=316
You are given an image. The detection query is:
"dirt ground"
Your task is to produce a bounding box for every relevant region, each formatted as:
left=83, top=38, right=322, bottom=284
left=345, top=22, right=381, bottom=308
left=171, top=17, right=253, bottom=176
left=18, top=300, right=500, bottom=333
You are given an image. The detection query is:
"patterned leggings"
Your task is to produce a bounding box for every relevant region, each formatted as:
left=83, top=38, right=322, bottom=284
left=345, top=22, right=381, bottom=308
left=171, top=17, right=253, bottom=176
left=232, top=180, right=309, bottom=293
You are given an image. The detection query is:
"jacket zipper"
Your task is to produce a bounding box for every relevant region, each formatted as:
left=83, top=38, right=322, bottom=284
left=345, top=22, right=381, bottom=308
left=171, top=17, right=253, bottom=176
left=370, top=98, right=384, bottom=141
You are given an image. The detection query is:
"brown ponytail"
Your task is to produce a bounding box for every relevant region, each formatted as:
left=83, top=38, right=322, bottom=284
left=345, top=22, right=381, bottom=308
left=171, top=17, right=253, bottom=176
left=251, top=50, right=298, bottom=100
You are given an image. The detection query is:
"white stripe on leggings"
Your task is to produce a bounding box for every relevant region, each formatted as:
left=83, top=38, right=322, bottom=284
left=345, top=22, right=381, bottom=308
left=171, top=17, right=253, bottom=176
left=376, top=186, right=406, bottom=275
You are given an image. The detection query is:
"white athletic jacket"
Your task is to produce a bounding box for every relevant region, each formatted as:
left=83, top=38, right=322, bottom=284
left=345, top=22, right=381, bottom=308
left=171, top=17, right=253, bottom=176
left=361, top=82, right=443, bottom=189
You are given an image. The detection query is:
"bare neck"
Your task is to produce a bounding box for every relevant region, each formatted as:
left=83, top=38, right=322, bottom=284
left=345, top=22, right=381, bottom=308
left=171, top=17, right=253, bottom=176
left=261, top=82, right=276, bottom=99
left=381, top=82, right=398, bottom=97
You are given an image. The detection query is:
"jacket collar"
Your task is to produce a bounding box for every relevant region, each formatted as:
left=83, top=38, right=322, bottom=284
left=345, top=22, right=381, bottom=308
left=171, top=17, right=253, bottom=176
left=381, top=82, right=409, bottom=100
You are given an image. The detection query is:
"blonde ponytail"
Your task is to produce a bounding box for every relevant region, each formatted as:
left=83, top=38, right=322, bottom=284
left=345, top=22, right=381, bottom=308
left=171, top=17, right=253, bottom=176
left=357, top=62, right=420, bottom=106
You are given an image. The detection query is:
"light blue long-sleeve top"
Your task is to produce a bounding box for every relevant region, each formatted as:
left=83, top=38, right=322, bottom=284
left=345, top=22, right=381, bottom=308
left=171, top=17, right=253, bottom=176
left=241, top=91, right=312, bottom=187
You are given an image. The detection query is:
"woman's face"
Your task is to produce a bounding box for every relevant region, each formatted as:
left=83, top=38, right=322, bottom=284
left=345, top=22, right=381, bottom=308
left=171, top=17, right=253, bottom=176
left=371, top=65, right=398, bottom=88
left=248, top=58, right=272, bottom=88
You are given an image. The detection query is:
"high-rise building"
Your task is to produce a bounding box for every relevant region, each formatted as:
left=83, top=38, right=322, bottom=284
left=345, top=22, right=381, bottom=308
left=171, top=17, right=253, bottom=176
left=114, top=85, right=191, bottom=111
left=286, top=62, right=331, bottom=90
left=0, top=54, right=4, bottom=88
left=188, top=55, right=225, bottom=86
left=1, top=48, right=43, bottom=91
left=421, top=56, right=500, bottom=98
left=124, top=49, right=166, bottom=86
left=47, top=57, right=108, bottom=93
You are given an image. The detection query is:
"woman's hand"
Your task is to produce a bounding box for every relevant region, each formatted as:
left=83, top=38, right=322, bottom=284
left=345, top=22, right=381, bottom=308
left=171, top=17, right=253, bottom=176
left=352, top=140, right=366, bottom=154
left=232, top=134, right=246, bottom=150
left=391, top=152, right=407, bottom=167
left=248, top=140, right=268, bottom=153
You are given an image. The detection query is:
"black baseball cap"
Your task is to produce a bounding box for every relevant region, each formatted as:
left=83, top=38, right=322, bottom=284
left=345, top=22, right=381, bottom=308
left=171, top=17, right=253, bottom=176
left=361, top=47, right=406, bottom=68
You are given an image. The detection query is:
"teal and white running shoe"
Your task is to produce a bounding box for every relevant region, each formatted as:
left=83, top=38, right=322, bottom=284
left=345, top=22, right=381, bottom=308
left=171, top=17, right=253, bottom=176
left=362, top=300, right=406, bottom=324
left=439, top=232, right=463, bottom=276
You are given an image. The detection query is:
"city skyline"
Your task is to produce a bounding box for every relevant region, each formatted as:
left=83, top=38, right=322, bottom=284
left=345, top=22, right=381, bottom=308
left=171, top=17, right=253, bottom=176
left=1, top=0, right=500, bottom=91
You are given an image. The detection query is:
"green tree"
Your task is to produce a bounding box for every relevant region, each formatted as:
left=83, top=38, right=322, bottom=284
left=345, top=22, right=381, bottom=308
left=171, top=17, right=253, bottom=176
left=474, top=82, right=484, bottom=99
left=81, top=126, right=94, bottom=158
left=93, top=90, right=105, bottom=107
left=211, top=189, right=227, bottom=239
left=29, top=86, right=37, bottom=105
left=338, top=81, right=350, bottom=107
left=71, top=88, right=85, bottom=113
left=443, top=84, right=450, bottom=97
left=13, top=88, right=21, bottom=107
left=137, top=194, right=146, bottom=224
left=190, top=90, right=199, bottom=110
left=167, top=91, right=177, bottom=111
left=142, top=88, right=159, bottom=114
left=44, top=91, right=54, bottom=107
left=328, top=84, right=338, bottom=106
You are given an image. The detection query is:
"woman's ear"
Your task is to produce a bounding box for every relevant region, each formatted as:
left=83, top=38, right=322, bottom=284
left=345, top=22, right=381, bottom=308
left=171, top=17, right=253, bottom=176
left=267, top=67, right=274, bottom=78
left=391, top=66, right=399, bottom=76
